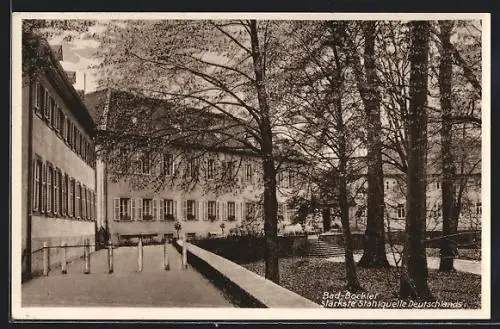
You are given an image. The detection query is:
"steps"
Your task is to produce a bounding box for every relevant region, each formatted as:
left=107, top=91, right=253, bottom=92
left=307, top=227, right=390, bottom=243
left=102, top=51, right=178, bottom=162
left=303, top=239, right=344, bottom=257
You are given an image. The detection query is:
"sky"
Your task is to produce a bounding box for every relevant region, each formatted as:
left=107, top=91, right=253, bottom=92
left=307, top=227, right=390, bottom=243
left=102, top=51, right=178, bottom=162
left=47, top=22, right=107, bottom=93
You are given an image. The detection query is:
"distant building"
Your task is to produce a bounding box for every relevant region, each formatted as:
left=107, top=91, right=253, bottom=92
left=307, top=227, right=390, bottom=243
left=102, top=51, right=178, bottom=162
left=22, top=32, right=97, bottom=279
left=85, top=89, right=297, bottom=244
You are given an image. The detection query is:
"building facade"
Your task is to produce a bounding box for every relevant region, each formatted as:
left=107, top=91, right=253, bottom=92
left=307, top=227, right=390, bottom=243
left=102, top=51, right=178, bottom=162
left=85, top=89, right=297, bottom=244
left=22, top=34, right=97, bottom=279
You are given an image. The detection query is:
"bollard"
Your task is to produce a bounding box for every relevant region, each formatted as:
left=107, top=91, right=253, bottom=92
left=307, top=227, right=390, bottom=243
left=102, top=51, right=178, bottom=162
left=84, top=239, right=91, bottom=274
left=107, top=241, right=114, bottom=274
left=61, top=242, right=67, bottom=274
left=182, top=232, right=188, bottom=270
left=164, top=238, right=170, bottom=271
left=137, top=236, right=143, bottom=272
left=42, top=242, right=49, bottom=276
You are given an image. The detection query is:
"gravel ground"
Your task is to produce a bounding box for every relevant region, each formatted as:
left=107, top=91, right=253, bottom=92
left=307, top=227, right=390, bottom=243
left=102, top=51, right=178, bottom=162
left=241, top=257, right=481, bottom=309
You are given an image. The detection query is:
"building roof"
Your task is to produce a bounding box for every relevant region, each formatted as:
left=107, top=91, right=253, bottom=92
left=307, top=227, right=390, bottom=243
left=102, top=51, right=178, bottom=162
left=24, top=31, right=96, bottom=137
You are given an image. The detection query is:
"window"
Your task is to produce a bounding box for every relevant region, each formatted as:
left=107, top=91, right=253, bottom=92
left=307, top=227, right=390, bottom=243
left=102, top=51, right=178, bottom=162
left=244, top=202, right=256, bottom=220
left=33, top=81, right=44, bottom=114
left=75, top=183, right=81, bottom=218
left=32, top=159, right=42, bottom=212
left=436, top=181, right=440, bottom=189
left=207, top=201, right=217, bottom=221
left=62, top=174, right=67, bottom=216
left=68, top=179, right=74, bottom=217
left=227, top=201, right=236, bottom=221
left=120, top=198, right=131, bottom=220
left=476, top=202, right=482, bottom=216
left=245, top=164, right=252, bottom=183
left=288, top=170, right=295, bottom=187
left=43, top=89, right=50, bottom=120
left=73, top=127, right=78, bottom=152
left=163, top=153, right=174, bottom=176
left=397, top=204, right=405, bottom=219
left=50, top=97, right=57, bottom=128
left=47, top=165, right=53, bottom=214
left=186, top=158, right=197, bottom=178
left=53, top=169, right=60, bottom=215
left=185, top=200, right=197, bottom=220
left=163, top=199, right=175, bottom=221
left=143, top=198, right=153, bottom=220
left=223, top=161, right=236, bottom=179
left=385, top=181, right=390, bottom=191
left=207, top=159, right=215, bottom=180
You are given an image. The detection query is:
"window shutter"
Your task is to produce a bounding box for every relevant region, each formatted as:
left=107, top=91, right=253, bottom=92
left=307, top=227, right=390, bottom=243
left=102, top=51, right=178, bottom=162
left=183, top=200, right=187, bottom=221
left=159, top=199, right=164, bottom=221
left=153, top=199, right=158, bottom=220
left=223, top=202, right=227, bottom=221
left=283, top=203, right=288, bottom=222
left=114, top=198, right=120, bottom=221
left=235, top=202, right=240, bottom=221
left=196, top=200, right=200, bottom=220
left=216, top=202, right=220, bottom=220
left=240, top=201, right=244, bottom=221
left=174, top=200, right=178, bottom=219
left=131, top=199, right=136, bottom=220
left=204, top=201, right=208, bottom=221
left=41, top=163, right=46, bottom=212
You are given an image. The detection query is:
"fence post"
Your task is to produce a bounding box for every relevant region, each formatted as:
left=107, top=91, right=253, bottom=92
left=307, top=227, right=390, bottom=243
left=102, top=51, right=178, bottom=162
left=137, top=235, right=143, bottom=272
left=61, top=242, right=67, bottom=274
left=182, top=232, right=188, bottom=270
left=108, top=241, right=114, bottom=274
left=164, top=238, right=170, bottom=271
left=84, top=238, right=91, bottom=274
left=42, top=242, right=49, bottom=276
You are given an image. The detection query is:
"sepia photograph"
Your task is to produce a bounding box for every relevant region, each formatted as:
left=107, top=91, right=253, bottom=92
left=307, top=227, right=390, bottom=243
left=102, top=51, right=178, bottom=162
left=11, top=12, right=490, bottom=320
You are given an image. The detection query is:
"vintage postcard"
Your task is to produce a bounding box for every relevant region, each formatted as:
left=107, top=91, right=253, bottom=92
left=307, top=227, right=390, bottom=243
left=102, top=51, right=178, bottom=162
left=11, top=12, right=490, bottom=320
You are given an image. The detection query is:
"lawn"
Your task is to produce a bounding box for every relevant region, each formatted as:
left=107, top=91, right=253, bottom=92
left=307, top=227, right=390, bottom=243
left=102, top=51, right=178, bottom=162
left=241, top=257, right=481, bottom=309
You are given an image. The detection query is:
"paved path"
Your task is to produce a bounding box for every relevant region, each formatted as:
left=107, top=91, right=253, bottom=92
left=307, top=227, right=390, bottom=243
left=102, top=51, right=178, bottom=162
left=22, top=244, right=235, bottom=307
left=326, top=253, right=481, bottom=275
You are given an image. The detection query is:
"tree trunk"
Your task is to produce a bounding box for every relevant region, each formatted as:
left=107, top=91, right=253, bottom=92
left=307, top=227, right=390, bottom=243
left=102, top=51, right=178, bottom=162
left=322, top=207, right=332, bottom=232
left=249, top=20, right=280, bottom=284
left=357, top=21, right=390, bottom=268
left=438, top=21, right=458, bottom=272
left=399, top=21, right=435, bottom=301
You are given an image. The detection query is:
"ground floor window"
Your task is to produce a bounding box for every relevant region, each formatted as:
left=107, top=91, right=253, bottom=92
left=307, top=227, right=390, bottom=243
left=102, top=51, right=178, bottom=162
left=32, top=159, right=42, bottom=212
left=185, top=200, right=197, bottom=220
left=207, top=201, right=217, bottom=221
left=143, top=198, right=153, bottom=220
left=162, top=199, right=175, bottom=221
left=114, top=198, right=130, bottom=221
left=226, top=201, right=237, bottom=221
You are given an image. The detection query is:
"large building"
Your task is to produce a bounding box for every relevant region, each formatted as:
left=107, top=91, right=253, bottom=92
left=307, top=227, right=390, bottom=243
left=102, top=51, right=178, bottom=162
left=84, top=89, right=298, bottom=244
left=22, top=33, right=98, bottom=279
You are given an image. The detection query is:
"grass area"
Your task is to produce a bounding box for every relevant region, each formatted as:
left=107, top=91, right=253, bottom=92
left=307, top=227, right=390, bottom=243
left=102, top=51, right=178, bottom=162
left=241, top=257, right=481, bottom=309
left=426, top=248, right=481, bottom=261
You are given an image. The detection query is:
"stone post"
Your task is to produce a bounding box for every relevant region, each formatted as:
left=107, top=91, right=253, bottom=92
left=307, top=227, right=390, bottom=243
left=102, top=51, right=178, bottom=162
left=137, top=235, right=143, bottom=272
left=108, top=241, right=114, bottom=274
left=61, top=242, right=67, bottom=274
left=164, top=238, right=170, bottom=271
left=182, top=232, right=188, bottom=270
left=42, top=242, right=49, bottom=276
left=84, top=238, right=91, bottom=274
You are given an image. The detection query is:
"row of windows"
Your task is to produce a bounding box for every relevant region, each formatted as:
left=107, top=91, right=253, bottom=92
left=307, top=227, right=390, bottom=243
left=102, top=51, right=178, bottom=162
left=32, top=158, right=96, bottom=221
left=130, top=152, right=295, bottom=187
left=113, top=198, right=289, bottom=222
left=32, top=81, right=96, bottom=168
left=390, top=202, right=481, bottom=220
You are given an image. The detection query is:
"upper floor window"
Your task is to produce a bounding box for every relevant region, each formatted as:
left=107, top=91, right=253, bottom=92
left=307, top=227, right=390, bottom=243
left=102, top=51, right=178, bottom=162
left=385, top=181, right=390, bottom=191
left=436, top=180, right=440, bottom=189
left=223, top=161, right=237, bottom=179
left=245, top=164, right=253, bottom=183
left=163, top=153, right=174, bottom=176
left=397, top=203, right=405, bottom=219
left=476, top=202, right=482, bottom=216
left=33, top=81, right=44, bottom=114
left=207, top=159, right=215, bottom=180
left=43, top=89, right=50, bottom=120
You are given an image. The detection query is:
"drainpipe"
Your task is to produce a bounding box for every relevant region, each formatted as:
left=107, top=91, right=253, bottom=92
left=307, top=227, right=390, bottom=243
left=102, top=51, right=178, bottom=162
left=25, top=78, right=34, bottom=281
